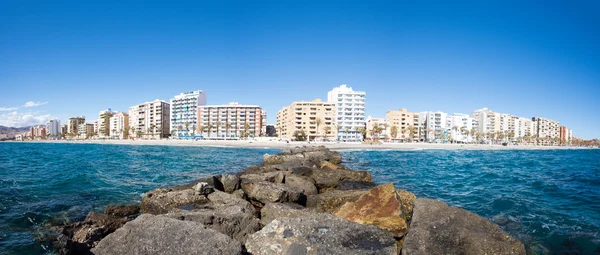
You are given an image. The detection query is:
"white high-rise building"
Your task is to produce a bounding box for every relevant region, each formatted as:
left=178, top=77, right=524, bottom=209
left=448, top=113, right=473, bottom=143
left=97, top=109, right=116, bottom=137
left=109, top=112, right=129, bottom=139
left=420, top=111, right=448, bottom=142
left=327, top=84, right=366, bottom=142
left=170, top=90, right=207, bottom=136
left=129, top=99, right=171, bottom=139
left=46, top=119, right=60, bottom=137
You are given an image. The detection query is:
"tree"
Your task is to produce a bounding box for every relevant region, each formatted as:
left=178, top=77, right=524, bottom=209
left=146, top=127, right=153, bottom=139
left=207, top=124, right=214, bottom=138
left=293, top=129, right=307, bottom=141
left=390, top=126, right=398, bottom=140
left=216, top=121, right=222, bottom=137
left=124, top=127, right=130, bottom=139
left=324, top=126, right=332, bottom=139
left=409, top=126, right=418, bottom=143
left=344, top=127, right=351, bottom=141
left=244, top=123, right=251, bottom=138
left=333, top=125, right=341, bottom=141
left=315, top=118, right=323, bottom=138
left=225, top=123, right=232, bottom=138
left=198, top=125, right=205, bottom=138
left=156, top=126, right=163, bottom=139
left=184, top=122, right=190, bottom=135
left=359, top=127, right=367, bottom=141
left=130, top=127, right=136, bottom=139
left=136, top=131, right=143, bottom=139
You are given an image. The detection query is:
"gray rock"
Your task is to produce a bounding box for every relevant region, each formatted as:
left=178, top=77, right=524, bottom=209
left=336, top=180, right=377, bottom=190
left=283, top=174, right=318, bottom=196
left=402, top=198, right=526, bottom=255
left=104, top=204, right=140, bottom=218
left=310, top=168, right=372, bottom=191
left=192, top=182, right=215, bottom=196
left=165, top=205, right=260, bottom=244
left=302, top=150, right=342, bottom=165
left=141, top=188, right=210, bottom=214
left=239, top=171, right=285, bottom=183
left=260, top=203, right=318, bottom=226
left=219, top=174, right=240, bottom=193
left=263, top=153, right=305, bottom=165
left=207, top=190, right=255, bottom=215
left=241, top=180, right=306, bottom=205
left=306, top=190, right=366, bottom=213
left=172, top=175, right=221, bottom=191
left=92, top=214, right=242, bottom=255
left=246, top=214, right=397, bottom=255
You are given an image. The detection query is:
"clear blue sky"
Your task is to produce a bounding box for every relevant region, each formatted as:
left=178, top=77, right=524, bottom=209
left=1, top=1, right=598, bottom=139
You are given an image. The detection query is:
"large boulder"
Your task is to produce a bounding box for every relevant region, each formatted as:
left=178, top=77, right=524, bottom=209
left=219, top=174, right=240, bottom=193
left=402, top=198, right=526, bottom=255
left=246, top=214, right=397, bottom=255
left=397, top=189, right=416, bottom=222
left=337, top=180, right=377, bottom=190
left=207, top=190, right=255, bottom=215
left=306, top=190, right=366, bottom=213
left=263, top=154, right=305, bottom=165
left=165, top=205, right=260, bottom=244
left=260, top=203, right=317, bottom=226
left=92, top=214, right=242, bottom=255
left=311, top=168, right=372, bottom=192
left=283, top=174, right=318, bottom=196
left=241, top=180, right=306, bottom=205
left=239, top=171, right=285, bottom=183
left=335, top=183, right=410, bottom=238
left=104, top=205, right=140, bottom=218
left=141, top=188, right=210, bottom=214
left=55, top=212, right=129, bottom=253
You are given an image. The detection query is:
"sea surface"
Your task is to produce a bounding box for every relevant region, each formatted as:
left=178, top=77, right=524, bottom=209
left=0, top=143, right=599, bottom=254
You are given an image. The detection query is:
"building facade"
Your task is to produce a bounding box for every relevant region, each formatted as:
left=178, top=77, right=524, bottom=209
left=67, top=116, right=85, bottom=135
left=385, top=108, right=422, bottom=142
left=559, top=126, right=572, bottom=145
left=420, top=111, right=448, bottom=142
left=61, top=124, right=68, bottom=136
left=276, top=99, right=337, bottom=141
left=265, top=125, right=276, bottom=137
left=129, top=99, right=171, bottom=139
left=97, top=109, right=115, bottom=137
left=46, top=119, right=60, bottom=137
left=366, top=116, right=388, bottom=140
left=448, top=113, right=474, bottom=143
left=109, top=112, right=129, bottom=139
left=532, top=117, right=560, bottom=143
left=170, top=90, right=207, bottom=136
left=196, top=102, right=265, bottom=138
left=78, top=124, right=94, bottom=139
left=327, top=84, right=366, bottom=142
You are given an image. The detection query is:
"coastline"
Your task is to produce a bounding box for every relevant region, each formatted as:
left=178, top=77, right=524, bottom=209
left=6, top=139, right=594, bottom=151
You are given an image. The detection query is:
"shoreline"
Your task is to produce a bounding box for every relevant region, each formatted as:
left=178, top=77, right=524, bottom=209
left=5, top=139, right=596, bottom=151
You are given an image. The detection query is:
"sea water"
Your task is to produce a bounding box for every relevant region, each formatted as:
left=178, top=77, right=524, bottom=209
left=0, top=143, right=598, bottom=254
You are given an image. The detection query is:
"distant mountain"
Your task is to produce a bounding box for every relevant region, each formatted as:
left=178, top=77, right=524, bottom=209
left=0, top=125, right=32, bottom=135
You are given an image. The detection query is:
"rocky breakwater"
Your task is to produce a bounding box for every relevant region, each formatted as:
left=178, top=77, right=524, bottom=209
left=49, top=146, right=526, bottom=255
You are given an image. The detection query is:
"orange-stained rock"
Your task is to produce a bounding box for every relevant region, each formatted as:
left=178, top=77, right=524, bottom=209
left=319, top=161, right=340, bottom=170
left=396, top=189, right=416, bottom=222
left=334, top=183, right=410, bottom=238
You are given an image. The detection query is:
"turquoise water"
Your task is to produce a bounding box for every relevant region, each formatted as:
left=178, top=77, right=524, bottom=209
left=0, top=143, right=599, bottom=254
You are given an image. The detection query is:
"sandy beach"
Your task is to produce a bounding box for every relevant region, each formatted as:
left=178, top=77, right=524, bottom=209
left=14, top=138, right=590, bottom=151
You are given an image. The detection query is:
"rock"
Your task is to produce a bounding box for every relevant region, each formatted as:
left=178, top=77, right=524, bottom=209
left=241, top=180, right=306, bottom=205
left=92, top=214, right=242, bottom=255
left=219, top=174, right=240, bottom=193
left=306, top=190, right=366, bottom=213
left=165, top=205, right=260, bottom=244
left=232, top=189, right=246, bottom=199
left=193, top=182, right=215, bottom=196
left=337, top=180, right=377, bottom=190
left=239, top=171, right=285, bottom=183
left=172, top=175, right=221, bottom=191
left=56, top=212, right=129, bottom=253
left=83, top=212, right=128, bottom=234
left=263, top=154, right=305, bottom=165
left=260, top=203, right=317, bottom=226
left=207, top=190, right=255, bottom=215
left=397, top=189, right=416, bottom=222
left=527, top=243, right=550, bottom=255
left=104, top=205, right=140, bottom=218
left=283, top=174, right=318, bottom=196
left=402, top=198, right=526, bottom=255
left=246, top=214, right=397, bottom=255
left=335, top=183, right=409, bottom=238
left=311, top=168, right=372, bottom=191
left=319, top=160, right=341, bottom=169
left=303, top=150, right=343, bottom=165
left=141, top=188, right=210, bottom=214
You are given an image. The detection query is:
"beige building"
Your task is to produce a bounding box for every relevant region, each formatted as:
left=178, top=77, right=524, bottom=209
left=366, top=116, right=388, bottom=140
left=109, top=112, right=129, bottom=139
left=97, top=109, right=115, bottom=137
left=386, top=108, right=422, bottom=141
left=129, top=99, right=170, bottom=139
left=276, top=99, right=337, bottom=141
left=533, top=117, right=560, bottom=142
left=67, top=116, right=85, bottom=135
left=78, top=123, right=94, bottom=139
left=197, top=102, right=265, bottom=139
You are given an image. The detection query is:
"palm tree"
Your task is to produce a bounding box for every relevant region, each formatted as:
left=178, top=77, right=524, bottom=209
left=177, top=125, right=183, bottom=137
left=225, top=123, right=232, bottom=138
left=244, top=123, right=251, bottom=138
left=409, top=126, right=418, bottom=143
left=216, top=121, right=222, bottom=138
left=324, top=126, right=332, bottom=140
left=344, top=127, right=351, bottom=141
left=156, top=126, right=163, bottom=139
left=130, top=126, right=135, bottom=139
left=315, top=118, right=323, bottom=138
left=184, top=122, right=190, bottom=135
left=390, top=126, right=398, bottom=140
left=146, top=127, right=153, bottom=139
left=207, top=124, right=214, bottom=138
left=333, top=125, right=341, bottom=141
left=359, top=127, right=367, bottom=141
left=198, top=125, right=204, bottom=138
left=150, top=124, right=156, bottom=139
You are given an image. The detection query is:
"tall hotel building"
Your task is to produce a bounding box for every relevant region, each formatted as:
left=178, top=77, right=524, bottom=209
left=97, top=109, right=115, bottom=137
left=109, top=112, right=129, bottom=139
left=276, top=99, right=337, bottom=141
left=386, top=108, right=422, bottom=141
left=197, top=102, right=265, bottom=138
left=327, top=85, right=366, bottom=142
left=46, top=119, right=61, bottom=136
left=532, top=117, right=560, bottom=140
left=67, top=116, right=85, bottom=134
left=170, top=91, right=207, bottom=136
left=129, top=99, right=170, bottom=139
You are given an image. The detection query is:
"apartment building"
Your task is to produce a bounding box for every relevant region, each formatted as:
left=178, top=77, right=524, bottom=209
left=61, top=124, right=68, bottom=136
left=385, top=108, right=422, bottom=141
left=170, top=90, right=207, bottom=135
left=420, top=111, right=448, bottom=142
left=97, top=109, right=115, bottom=137
left=46, top=119, right=60, bottom=137
left=327, top=84, right=366, bottom=142
left=197, top=102, right=265, bottom=138
left=559, top=126, right=572, bottom=145
left=109, top=112, right=129, bottom=139
left=276, top=99, right=337, bottom=141
left=78, top=124, right=94, bottom=139
left=472, top=108, right=502, bottom=135
left=448, top=113, right=474, bottom=143
left=129, top=99, right=171, bottom=139
left=532, top=117, right=560, bottom=140
left=67, top=116, right=85, bottom=134
left=366, top=116, right=388, bottom=140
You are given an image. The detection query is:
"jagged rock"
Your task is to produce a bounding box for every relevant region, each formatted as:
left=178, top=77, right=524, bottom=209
left=260, top=203, right=318, bottom=226
left=319, top=160, right=341, bottom=169
left=303, top=150, right=343, bottom=165
left=104, top=205, right=140, bottom=218
left=335, top=183, right=410, bottom=238
left=263, top=154, right=305, bottom=165
left=141, top=188, right=210, bottom=214
left=165, top=205, right=260, bottom=244
left=92, top=214, right=242, bottom=255
left=337, top=180, right=377, bottom=190
left=172, top=175, right=221, bottom=191
left=283, top=174, right=318, bottom=196
left=311, top=168, right=372, bottom=192
left=246, top=214, right=397, bottom=255
left=192, top=182, right=215, bottom=196
left=239, top=171, right=285, bottom=183
left=207, top=190, right=255, bottom=215
left=241, top=180, right=306, bottom=205
left=306, top=190, right=366, bottom=213
left=219, top=174, right=240, bottom=193
left=402, top=198, right=526, bottom=255
left=55, top=212, right=129, bottom=253
left=232, top=189, right=245, bottom=199
left=397, top=189, right=416, bottom=222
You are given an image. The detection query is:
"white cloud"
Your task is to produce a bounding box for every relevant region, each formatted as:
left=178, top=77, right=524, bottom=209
left=0, top=111, right=54, bottom=127
left=23, top=101, right=48, bottom=107
left=0, top=107, right=18, bottom=111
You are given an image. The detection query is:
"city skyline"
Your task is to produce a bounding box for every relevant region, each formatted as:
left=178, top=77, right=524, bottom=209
left=1, top=2, right=599, bottom=139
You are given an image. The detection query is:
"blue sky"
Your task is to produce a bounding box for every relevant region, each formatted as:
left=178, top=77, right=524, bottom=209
left=1, top=1, right=598, bottom=139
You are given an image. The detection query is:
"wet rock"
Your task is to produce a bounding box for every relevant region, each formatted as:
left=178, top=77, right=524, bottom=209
left=335, top=183, right=410, bottom=238
left=219, top=174, right=240, bottom=193
left=337, top=180, right=377, bottom=190
left=283, top=174, right=318, bottom=196
left=165, top=205, right=260, bottom=244
left=260, top=203, right=317, bottom=226
left=402, top=198, right=526, bottom=255
left=241, top=180, right=306, bottom=205
left=306, top=190, right=366, bottom=213
left=192, top=182, right=215, bottom=196
left=104, top=205, right=140, bottom=218
left=92, top=214, right=242, bottom=255
left=246, top=214, right=397, bottom=255
left=141, top=188, right=210, bottom=215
